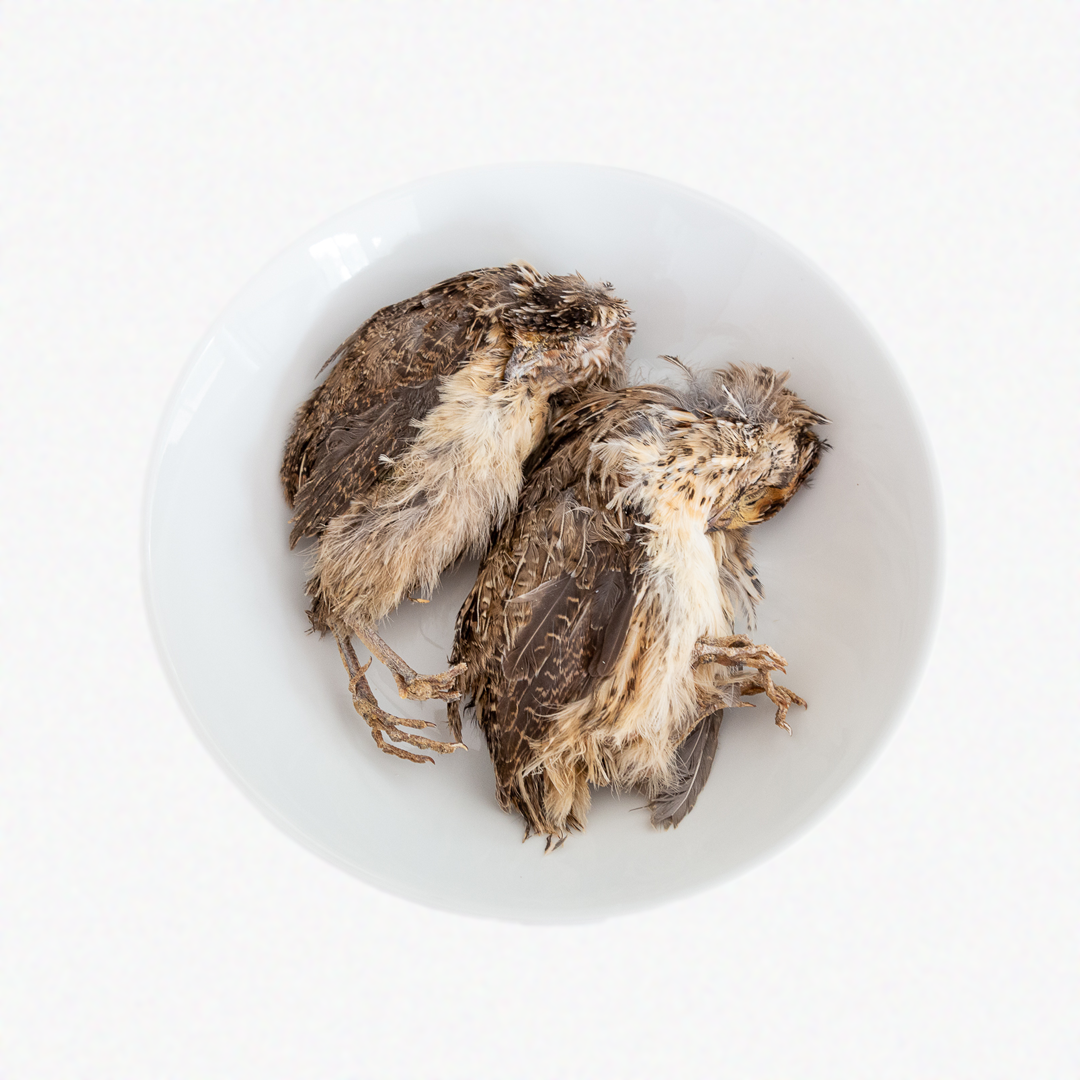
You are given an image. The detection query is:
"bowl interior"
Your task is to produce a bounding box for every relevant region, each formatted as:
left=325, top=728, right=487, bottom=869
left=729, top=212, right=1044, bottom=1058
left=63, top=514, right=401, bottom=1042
left=146, top=164, right=941, bottom=922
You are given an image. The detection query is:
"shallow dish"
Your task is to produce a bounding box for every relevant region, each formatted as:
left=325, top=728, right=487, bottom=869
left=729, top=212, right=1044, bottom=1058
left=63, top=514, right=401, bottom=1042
left=144, top=163, right=941, bottom=922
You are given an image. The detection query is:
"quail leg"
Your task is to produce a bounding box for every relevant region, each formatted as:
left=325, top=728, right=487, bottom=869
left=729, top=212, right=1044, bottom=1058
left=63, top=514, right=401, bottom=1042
left=353, top=624, right=467, bottom=702
left=690, top=634, right=806, bottom=733
left=693, top=683, right=752, bottom=719
left=336, top=635, right=466, bottom=764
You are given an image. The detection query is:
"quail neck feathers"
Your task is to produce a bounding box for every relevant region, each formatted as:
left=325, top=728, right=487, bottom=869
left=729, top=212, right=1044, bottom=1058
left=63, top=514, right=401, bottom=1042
left=450, top=364, right=827, bottom=844
left=280, top=264, right=633, bottom=763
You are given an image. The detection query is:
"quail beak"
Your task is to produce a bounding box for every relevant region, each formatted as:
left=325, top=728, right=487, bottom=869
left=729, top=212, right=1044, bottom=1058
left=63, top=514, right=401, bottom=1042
left=706, top=505, right=739, bottom=533
left=709, top=485, right=794, bottom=531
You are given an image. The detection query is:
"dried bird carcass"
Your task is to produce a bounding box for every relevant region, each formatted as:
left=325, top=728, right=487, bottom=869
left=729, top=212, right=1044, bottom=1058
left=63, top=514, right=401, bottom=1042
left=450, top=364, right=828, bottom=843
left=281, top=264, right=634, bottom=762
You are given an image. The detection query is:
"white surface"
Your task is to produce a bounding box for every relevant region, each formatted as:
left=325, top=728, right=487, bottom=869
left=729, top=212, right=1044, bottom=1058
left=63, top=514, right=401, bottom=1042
left=1, top=0, right=1077, bottom=1074
left=146, top=164, right=941, bottom=920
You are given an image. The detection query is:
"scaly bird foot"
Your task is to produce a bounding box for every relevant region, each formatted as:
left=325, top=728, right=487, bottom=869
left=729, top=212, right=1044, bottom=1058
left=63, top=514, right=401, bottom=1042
left=691, top=634, right=787, bottom=672
left=349, top=672, right=467, bottom=763
left=394, top=662, right=468, bottom=702
left=336, top=634, right=466, bottom=763
left=736, top=670, right=807, bottom=734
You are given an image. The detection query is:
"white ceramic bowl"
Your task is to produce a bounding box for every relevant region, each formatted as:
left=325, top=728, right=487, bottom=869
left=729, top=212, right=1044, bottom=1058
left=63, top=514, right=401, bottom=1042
left=144, top=164, right=942, bottom=922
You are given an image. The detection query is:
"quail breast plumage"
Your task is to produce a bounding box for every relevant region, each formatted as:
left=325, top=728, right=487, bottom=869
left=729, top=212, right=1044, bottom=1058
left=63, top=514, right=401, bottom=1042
left=449, top=363, right=828, bottom=843
left=281, top=263, right=634, bottom=762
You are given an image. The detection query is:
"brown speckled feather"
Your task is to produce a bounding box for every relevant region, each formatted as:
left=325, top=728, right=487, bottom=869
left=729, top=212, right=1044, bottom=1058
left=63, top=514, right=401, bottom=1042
left=282, top=269, right=495, bottom=543
left=280, top=263, right=634, bottom=766
left=452, top=367, right=828, bottom=841
left=450, top=390, right=661, bottom=831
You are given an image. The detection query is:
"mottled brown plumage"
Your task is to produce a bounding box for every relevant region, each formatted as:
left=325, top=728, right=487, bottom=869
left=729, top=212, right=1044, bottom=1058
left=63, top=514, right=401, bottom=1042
left=450, top=363, right=827, bottom=842
left=282, top=264, right=633, bottom=762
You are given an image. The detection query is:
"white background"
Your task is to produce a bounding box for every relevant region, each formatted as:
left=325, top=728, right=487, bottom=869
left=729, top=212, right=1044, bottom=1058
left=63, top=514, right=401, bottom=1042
left=1, top=2, right=1077, bottom=1076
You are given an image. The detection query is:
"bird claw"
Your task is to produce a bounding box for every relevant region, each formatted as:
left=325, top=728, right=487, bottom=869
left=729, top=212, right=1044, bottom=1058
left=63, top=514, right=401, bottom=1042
left=335, top=633, right=465, bottom=762
left=737, top=670, right=807, bottom=732
left=691, top=635, right=805, bottom=732
left=395, top=662, right=467, bottom=702
left=365, top=712, right=467, bottom=764
left=369, top=726, right=467, bottom=764
left=349, top=685, right=465, bottom=763
left=691, top=634, right=787, bottom=672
